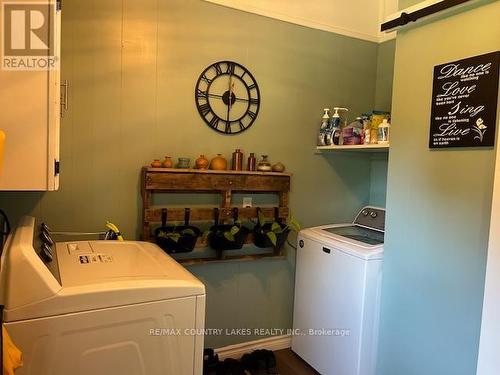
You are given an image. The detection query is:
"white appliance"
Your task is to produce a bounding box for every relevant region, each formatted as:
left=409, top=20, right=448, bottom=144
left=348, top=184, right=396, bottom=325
left=0, top=1, right=62, bottom=191
left=292, top=206, right=385, bottom=375
left=0, top=217, right=206, bottom=375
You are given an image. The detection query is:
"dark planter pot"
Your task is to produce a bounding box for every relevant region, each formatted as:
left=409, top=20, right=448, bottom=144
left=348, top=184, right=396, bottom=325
left=208, top=224, right=250, bottom=251
left=154, top=225, right=201, bottom=254
left=253, top=223, right=290, bottom=249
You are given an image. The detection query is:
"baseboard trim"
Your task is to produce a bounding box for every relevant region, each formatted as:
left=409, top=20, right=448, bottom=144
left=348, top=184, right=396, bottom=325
left=215, top=335, right=292, bottom=360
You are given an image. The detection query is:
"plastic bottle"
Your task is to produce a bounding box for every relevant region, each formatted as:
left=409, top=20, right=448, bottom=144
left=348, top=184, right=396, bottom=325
left=327, top=107, right=348, bottom=145
left=317, top=109, right=330, bottom=146
left=377, top=119, right=390, bottom=144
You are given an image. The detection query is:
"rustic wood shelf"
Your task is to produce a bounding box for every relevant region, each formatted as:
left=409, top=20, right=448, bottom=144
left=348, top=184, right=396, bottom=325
left=141, top=167, right=291, bottom=264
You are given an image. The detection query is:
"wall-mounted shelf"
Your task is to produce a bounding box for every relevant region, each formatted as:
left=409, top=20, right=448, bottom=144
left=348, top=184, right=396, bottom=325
left=316, top=144, right=389, bottom=153
left=141, top=167, right=291, bottom=264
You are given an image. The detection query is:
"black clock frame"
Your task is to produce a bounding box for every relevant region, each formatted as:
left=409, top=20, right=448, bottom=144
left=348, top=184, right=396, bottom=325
left=195, top=61, right=261, bottom=135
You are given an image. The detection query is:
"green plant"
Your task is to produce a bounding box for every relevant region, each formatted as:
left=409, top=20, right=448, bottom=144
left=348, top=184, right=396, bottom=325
left=203, top=220, right=242, bottom=242
left=257, top=211, right=301, bottom=246
left=157, top=225, right=196, bottom=243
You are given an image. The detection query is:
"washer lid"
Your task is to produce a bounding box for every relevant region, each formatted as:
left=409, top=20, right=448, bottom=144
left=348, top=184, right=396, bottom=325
left=4, top=240, right=205, bottom=322
left=300, top=225, right=384, bottom=260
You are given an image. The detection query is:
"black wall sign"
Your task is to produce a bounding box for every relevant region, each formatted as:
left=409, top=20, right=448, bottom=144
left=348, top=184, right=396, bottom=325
left=429, top=51, right=500, bottom=149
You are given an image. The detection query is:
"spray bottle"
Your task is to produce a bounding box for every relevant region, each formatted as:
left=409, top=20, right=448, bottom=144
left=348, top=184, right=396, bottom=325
left=317, top=108, right=330, bottom=146
left=326, top=107, right=348, bottom=145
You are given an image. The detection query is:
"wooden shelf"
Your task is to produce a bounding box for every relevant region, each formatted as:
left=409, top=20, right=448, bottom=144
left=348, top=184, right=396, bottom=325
left=145, top=167, right=291, bottom=177
left=316, top=144, right=389, bottom=153
left=141, top=167, right=291, bottom=264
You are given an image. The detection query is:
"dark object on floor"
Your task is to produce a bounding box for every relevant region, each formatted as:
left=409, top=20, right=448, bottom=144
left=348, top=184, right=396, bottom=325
left=203, top=348, right=219, bottom=375
left=218, top=358, right=246, bottom=375
left=242, top=349, right=278, bottom=375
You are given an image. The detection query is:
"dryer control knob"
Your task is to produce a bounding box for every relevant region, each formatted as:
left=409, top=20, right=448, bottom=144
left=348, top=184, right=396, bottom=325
left=370, top=211, right=378, bottom=218
left=40, top=243, right=53, bottom=263
left=40, top=231, right=54, bottom=246
left=362, top=210, right=369, bottom=216
left=41, top=222, right=51, bottom=234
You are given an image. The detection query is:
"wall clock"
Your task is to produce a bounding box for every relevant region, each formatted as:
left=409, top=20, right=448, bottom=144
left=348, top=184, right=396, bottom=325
left=195, top=61, right=261, bottom=134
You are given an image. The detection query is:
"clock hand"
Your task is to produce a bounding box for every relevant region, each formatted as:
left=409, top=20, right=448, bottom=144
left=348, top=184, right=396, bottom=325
left=207, top=93, right=249, bottom=103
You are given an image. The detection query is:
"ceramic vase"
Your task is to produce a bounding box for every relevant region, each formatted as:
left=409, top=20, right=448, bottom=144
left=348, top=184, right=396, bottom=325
left=151, top=159, right=162, bottom=168
left=195, top=155, right=209, bottom=170
left=162, top=156, right=173, bottom=168
left=257, top=155, right=272, bottom=172
left=272, top=162, right=285, bottom=173
left=177, top=158, right=190, bottom=169
left=210, top=154, right=228, bottom=170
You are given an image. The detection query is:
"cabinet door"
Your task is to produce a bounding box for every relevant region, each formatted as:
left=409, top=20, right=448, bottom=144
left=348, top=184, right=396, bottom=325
left=0, top=0, right=61, bottom=191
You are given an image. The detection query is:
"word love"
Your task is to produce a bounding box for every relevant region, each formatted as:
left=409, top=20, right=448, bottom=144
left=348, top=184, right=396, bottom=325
left=434, top=123, right=470, bottom=137
left=438, top=62, right=492, bottom=79
left=448, top=101, right=484, bottom=118
left=437, top=81, right=476, bottom=98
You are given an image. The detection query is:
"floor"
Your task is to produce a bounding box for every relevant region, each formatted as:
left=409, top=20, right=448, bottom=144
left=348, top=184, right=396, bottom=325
left=274, top=349, right=319, bottom=375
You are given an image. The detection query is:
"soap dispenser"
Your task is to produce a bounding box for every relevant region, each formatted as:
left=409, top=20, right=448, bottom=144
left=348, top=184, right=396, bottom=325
left=317, top=108, right=330, bottom=146
left=327, top=107, right=348, bottom=145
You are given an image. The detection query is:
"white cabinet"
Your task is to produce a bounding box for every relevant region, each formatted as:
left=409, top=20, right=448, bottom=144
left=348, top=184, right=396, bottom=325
left=0, top=0, right=61, bottom=191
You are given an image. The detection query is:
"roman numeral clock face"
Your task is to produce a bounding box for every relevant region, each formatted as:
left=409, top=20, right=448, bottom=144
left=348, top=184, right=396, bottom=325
left=195, top=61, right=261, bottom=134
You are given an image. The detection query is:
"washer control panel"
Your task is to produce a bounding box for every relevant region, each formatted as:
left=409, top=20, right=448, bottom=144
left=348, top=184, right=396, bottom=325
left=354, top=207, right=385, bottom=232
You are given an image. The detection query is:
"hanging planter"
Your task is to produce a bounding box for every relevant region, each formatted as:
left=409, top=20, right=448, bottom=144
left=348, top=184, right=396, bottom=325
left=253, top=207, right=300, bottom=249
left=154, top=208, right=200, bottom=254
left=206, top=208, right=249, bottom=251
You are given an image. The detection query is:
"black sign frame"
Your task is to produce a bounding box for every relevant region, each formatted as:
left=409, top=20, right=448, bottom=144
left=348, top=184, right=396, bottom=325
left=429, top=51, right=500, bottom=149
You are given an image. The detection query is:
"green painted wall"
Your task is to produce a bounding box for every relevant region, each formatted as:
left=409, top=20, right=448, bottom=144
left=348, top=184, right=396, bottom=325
left=375, top=39, right=396, bottom=112
left=0, top=0, right=394, bottom=347
left=377, top=2, right=499, bottom=374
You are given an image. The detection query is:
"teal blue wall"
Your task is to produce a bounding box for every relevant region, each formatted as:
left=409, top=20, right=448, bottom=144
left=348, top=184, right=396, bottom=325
left=369, top=154, right=389, bottom=207
left=377, top=2, right=499, bottom=374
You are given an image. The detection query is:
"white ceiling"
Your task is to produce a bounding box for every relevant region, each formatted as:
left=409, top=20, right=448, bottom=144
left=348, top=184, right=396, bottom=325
left=202, top=0, right=399, bottom=43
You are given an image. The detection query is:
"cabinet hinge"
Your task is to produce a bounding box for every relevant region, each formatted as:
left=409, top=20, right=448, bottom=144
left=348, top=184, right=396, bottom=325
left=54, top=160, right=60, bottom=176
left=56, top=0, right=62, bottom=11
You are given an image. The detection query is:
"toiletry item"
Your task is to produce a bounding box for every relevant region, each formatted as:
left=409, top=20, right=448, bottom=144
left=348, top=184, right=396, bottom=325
left=257, top=155, right=272, bottom=172
left=377, top=119, right=390, bottom=144
left=327, top=107, right=349, bottom=145
left=231, top=149, right=244, bottom=171
left=151, top=159, right=162, bottom=168
left=370, top=128, right=379, bottom=144
left=162, top=156, right=173, bottom=168
left=363, top=117, right=371, bottom=145
left=272, top=162, right=286, bottom=173
left=342, top=117, right=363, bottom=145
left=317, top=109, right=330, bottom=146
left=195, top=155, right=209, bottom=169
left=210, top=154, right=228, bottom=170
left=247, top=153, right=256, bottom=171
left=177, top=157, right=190, bottom=169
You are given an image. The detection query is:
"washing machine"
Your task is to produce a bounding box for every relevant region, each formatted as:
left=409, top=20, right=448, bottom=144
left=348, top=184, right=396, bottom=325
left=292, top=206, right=385, bottom=375
left=0, top=216, right=205, bottom=375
